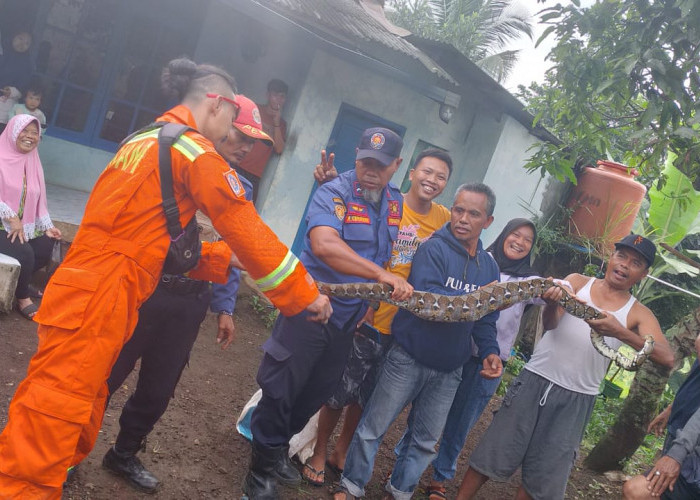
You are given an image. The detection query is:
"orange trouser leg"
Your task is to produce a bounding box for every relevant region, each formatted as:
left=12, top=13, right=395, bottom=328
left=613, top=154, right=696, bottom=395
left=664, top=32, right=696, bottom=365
left=72, top=382, right=110, bottom=466
left=0, top=273, right=137, bottom=499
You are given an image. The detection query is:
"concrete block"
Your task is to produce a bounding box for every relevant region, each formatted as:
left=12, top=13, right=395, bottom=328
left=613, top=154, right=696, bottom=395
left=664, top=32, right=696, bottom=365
left=0, top=253, right=21, bottom=314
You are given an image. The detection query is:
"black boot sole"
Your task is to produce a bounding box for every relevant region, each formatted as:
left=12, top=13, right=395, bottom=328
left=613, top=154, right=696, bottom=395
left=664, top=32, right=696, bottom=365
left=102, top=464, right=160, bottom=494
left=273, top=470, right=301, bottom=486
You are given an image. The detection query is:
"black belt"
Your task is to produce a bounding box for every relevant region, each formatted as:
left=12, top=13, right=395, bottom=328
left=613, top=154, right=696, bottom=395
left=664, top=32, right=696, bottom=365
left=158, top=274, right=209, bottom=295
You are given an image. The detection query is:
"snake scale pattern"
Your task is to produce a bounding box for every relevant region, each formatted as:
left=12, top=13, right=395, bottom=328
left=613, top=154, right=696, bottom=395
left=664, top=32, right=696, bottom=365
left=316, top=278, right=655, bottom=371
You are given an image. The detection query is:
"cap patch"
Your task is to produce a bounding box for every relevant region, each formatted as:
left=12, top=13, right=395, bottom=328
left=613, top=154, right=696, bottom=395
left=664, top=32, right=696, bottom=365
left=370, top=133, right=385, bottom=149
left=634, top=235, right=643, bottom=245
left=252, top=107, right=262, bottom=126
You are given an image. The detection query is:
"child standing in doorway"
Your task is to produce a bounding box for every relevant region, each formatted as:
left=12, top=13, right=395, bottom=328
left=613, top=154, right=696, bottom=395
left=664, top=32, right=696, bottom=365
left=12, top=85, right=47, bottom=133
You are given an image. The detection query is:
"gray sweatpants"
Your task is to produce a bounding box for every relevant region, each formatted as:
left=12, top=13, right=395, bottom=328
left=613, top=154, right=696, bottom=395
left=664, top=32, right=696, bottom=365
left=469, top=369, right=596, bottom=500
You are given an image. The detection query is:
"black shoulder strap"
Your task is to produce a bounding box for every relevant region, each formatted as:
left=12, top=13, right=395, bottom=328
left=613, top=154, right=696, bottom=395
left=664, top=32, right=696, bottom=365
left=117, top=121, right=161, bottom=149
left=157, top=122, right=193, bottom=239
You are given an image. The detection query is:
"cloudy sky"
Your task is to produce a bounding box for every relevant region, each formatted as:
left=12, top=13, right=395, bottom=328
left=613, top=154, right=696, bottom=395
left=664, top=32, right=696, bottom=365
left=503, top=0, right=596, bottom=92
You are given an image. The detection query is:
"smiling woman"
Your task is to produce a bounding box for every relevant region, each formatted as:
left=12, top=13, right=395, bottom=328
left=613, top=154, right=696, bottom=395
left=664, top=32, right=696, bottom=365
left=0, top=113, right=61, bottom=319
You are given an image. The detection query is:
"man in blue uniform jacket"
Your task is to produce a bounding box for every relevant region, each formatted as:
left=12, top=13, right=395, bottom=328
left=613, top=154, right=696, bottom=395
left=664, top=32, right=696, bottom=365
left=335, top=183, right=504, bottom=500
left=245, top=128, right=414, bottom=499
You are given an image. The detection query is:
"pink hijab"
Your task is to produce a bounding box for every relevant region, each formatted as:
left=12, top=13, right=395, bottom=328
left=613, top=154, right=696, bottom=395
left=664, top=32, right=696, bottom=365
left=0, top=114, right=53, bottom=240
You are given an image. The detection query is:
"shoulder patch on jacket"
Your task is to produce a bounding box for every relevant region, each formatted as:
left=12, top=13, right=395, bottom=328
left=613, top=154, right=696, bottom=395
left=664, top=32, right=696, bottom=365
left=223, top=169, right=246, bottom=198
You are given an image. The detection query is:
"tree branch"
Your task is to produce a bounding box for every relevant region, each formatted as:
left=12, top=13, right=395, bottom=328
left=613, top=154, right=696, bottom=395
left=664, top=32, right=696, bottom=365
left=660, top=242, right=700, bottom=271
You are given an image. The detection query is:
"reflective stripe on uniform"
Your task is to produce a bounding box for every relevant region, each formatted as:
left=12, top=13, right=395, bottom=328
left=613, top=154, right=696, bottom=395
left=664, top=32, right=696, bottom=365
left=255, top=251, right=300, bottom=292
left=125, top=128, right=205, bottom=162
left=172, top=135, right=204, bottom=161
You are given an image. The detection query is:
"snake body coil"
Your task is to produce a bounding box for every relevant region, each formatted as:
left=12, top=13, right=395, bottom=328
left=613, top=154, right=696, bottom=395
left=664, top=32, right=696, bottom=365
left=316, top=278, right=654, bottom=371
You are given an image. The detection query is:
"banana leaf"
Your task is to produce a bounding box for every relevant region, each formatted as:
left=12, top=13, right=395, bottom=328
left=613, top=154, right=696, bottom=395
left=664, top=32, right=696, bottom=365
left=647, top=153, right=700, bottom=246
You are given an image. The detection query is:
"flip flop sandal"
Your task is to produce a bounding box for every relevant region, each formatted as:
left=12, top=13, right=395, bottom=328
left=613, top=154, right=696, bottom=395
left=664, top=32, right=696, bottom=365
left=16, top=302, right=38, bottom=321
left=302, top=461, right=325, bottom=487
left=327, top=460, right=344, bottom=476
left=428, top=484, right=447, bottom=500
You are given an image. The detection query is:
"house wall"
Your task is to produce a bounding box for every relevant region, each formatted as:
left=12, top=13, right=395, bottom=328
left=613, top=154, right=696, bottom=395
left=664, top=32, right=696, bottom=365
left=257, top=49, right=512, bottom=246
left=36, top=1, right=313, bottom=194
left=39, top=138, right=112, bottom=192
left=34, top=1, right=551, bottom=245
left=194, top=2, right=314, bottom=103
left=480, top=115, right=551, bottom=244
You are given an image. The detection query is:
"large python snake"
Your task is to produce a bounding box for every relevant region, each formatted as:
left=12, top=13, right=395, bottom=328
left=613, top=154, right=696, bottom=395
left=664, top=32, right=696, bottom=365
left=316, top=278, right=655, bottom=371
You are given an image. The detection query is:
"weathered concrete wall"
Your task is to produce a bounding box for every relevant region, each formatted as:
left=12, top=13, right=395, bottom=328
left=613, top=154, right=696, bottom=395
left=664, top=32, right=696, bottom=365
left=257, top=49, right=511, bottom=246
left=34, top=2, right=552, bottom=249
left=480, top=115, right=553, bottom=244
left=38, top=137, right=112, bottom=193
left=194, top=2, right=313, bottom=104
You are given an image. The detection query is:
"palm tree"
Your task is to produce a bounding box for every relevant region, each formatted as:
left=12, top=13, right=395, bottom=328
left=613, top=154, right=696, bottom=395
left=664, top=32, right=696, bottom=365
left=388, top=0, right=534, bottom=83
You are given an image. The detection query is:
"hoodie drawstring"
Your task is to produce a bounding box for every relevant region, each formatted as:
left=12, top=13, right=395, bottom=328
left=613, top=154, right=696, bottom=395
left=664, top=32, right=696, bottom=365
left=539, top=381, right=554, bottom=407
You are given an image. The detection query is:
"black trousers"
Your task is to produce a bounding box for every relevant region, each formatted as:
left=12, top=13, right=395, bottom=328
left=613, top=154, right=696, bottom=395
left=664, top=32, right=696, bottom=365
left=106, top=281, right=212, bottom=453
left=251, top=311, right=357, bottom=448
left=0, top=231, right=54, bottom=299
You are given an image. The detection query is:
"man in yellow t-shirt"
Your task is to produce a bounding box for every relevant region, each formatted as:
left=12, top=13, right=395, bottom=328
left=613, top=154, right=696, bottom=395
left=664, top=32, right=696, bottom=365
left=304, top=149, right=452, bottom=486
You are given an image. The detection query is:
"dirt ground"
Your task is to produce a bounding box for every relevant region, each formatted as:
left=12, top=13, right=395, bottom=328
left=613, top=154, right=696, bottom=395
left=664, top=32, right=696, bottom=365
left=0, top=281, right=625, bottom=499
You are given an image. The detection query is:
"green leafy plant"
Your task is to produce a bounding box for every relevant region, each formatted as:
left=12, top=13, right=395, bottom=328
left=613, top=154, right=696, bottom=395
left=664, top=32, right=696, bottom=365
left=249, top=295, right=279, bottom=329
left=496, top=351, right=526, bottom=396
left=582, top=397, right=625, bottom=452
left=521, top=0, right=700, bottom=188
left=387, top=0, right=534, bottom=82
left=647, top=153, right=700, bottom=246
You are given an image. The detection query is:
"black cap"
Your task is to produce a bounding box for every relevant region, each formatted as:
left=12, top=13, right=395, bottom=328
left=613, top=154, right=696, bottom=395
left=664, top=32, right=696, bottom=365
left=356, top=127, right=403, bottom=167
left=614, top=234, right=656, bottom=267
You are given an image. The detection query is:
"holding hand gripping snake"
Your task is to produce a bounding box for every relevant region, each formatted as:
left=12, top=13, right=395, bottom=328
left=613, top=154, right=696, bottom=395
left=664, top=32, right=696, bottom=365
left=316, top=278, right=655, bottom=370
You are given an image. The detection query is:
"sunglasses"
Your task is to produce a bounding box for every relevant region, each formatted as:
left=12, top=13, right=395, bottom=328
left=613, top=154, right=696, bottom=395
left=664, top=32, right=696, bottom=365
left=206, top=93, right=241, bottom=119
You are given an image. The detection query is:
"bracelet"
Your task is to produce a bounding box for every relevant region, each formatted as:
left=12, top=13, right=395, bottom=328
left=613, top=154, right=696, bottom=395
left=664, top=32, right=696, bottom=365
left=217, top=311, right=233, bottom=316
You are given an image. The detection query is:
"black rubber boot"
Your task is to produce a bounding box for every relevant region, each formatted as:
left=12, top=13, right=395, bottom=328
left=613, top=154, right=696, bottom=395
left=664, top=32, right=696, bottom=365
left=273, top=445, right=300, bottom=485
left=243, top=441, right=279, bottom=500
left=102, top=446, right=160, bottom=494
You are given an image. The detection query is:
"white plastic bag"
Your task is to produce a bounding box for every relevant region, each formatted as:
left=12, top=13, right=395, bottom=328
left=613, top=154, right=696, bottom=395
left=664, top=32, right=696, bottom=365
left=236, top=389, right=319, bottom=461
left=236, top=389, right=262, bottom=442
left=289, top=411, right=319, bottom=463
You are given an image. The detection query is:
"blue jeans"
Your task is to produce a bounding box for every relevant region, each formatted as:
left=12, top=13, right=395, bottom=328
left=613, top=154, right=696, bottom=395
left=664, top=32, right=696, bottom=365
left=434, top=356, right=501, bottom=481
left=340, top=343, right=462, bottom=500
left=394, top=356, right=501, bottom=482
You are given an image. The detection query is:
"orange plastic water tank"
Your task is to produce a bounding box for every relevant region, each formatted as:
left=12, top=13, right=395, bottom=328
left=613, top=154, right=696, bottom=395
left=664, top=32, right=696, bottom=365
left=567, top=160, right=647, bottom=249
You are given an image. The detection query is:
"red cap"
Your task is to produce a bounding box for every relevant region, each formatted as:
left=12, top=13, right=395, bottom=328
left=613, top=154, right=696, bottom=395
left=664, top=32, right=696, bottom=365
left=233, top=95, right=273, bottom=146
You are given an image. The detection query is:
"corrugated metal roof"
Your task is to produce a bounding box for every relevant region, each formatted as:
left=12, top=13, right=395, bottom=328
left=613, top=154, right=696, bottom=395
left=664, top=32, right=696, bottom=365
left=248, top=0, right=456, bottom=85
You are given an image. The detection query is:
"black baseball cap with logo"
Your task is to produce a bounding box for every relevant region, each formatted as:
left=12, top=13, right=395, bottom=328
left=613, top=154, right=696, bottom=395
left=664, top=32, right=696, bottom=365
left=356, top=127, right=403, bottom=167
left=614, top=234, right=656, bottom=267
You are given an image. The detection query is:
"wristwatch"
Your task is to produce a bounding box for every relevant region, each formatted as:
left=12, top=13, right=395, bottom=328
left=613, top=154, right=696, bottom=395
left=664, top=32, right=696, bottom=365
left=217, top=311, right=233, bottom=316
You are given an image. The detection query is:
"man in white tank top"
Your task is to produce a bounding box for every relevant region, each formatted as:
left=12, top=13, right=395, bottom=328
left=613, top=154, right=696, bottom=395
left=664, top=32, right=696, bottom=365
left=458, top=234, right=674, bottom=500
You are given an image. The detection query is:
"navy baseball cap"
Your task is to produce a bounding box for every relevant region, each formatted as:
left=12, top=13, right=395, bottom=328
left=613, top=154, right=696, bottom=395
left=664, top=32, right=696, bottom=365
left=614, top=234, right=656, bottom=267
left=356, top=127, right=403, bottom=167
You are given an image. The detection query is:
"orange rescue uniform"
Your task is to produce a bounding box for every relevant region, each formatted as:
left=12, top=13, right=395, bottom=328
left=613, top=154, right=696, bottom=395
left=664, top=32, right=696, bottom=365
left=0, top=105, right=319, bottom=499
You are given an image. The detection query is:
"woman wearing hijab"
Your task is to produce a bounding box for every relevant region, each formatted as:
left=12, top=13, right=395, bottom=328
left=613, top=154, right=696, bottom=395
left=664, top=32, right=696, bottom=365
left=424, top=218, right=542, bottom=500
left=0, top=113, right=61, bottom=319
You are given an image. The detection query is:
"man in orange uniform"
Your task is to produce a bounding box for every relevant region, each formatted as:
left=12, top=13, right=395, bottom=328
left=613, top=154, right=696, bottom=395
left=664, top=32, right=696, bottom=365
left=0, top=58, right=331, bottom=499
